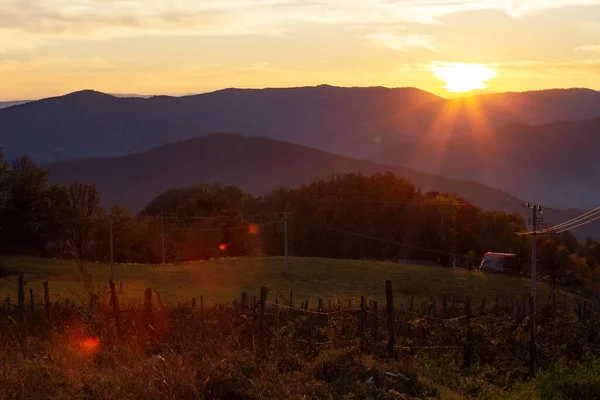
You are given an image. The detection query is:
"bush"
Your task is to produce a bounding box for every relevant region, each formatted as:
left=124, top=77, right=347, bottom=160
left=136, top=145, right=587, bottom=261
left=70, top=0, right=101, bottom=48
left=537, top=358, right=600, bottom=400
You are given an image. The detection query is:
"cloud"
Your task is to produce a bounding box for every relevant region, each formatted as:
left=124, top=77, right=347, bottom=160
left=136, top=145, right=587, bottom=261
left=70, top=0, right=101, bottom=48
left=364, top=33, right=437, bottom=52
left=496, top=58, right=600, bottom=74
left=506, top=0, right=600, bottom=18
left=1, top=0, right=600, bottom=53
left=575, top=45, right=600, bottom=53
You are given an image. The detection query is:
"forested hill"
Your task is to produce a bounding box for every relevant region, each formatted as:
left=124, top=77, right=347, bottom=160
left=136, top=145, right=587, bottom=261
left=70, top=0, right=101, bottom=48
left=45, top=133, right=520, bottom=211
left=3, top=86, right=600, bottom=164
left=45, top=133, right=598, bottom=239
left=368, top=116, right=600, bottom=210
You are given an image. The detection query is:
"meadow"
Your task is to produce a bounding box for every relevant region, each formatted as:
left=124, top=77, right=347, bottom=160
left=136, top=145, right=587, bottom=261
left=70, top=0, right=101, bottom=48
left=1, top=256, right=599, bottom=399
left=0, top=256, right=580, bottom=307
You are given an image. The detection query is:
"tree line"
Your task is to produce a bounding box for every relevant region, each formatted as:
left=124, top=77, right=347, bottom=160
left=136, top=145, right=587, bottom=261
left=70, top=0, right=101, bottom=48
left=1, top=154, right=599, bottom=289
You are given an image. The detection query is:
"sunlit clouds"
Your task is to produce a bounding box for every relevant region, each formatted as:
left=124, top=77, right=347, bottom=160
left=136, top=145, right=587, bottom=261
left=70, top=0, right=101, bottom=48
left=575, top=45, right=600, bottom=53
left=364, top=33, right=437, bottom=52
left=1, top=0, right=600, bottom=99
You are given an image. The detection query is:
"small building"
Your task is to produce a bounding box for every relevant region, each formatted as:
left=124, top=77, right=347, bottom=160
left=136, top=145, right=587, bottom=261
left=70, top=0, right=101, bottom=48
left=479, top=252, right=518, bottom=274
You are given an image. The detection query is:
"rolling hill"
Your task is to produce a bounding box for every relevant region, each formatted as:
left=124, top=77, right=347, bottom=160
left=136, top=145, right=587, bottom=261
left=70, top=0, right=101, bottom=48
left=45, top=133, right=599, bottom=239
left=4, top=85, right=600, bottom=209
left=2, top=86, right=600, bottom=162
left=368, top=117, right=600, bottom=209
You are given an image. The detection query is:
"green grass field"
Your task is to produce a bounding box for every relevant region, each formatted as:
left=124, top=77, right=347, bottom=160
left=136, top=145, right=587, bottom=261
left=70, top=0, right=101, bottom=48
left=0, top=256, right=579, bottom=307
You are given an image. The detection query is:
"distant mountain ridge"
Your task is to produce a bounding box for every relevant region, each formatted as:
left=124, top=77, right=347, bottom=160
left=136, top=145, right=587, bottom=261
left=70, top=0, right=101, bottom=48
left=45, top=133, right=600, bottom=240
left=3, top=86, right=600, bottom=162
left=0, top=100, right=30, bottom=110
left=367, top=116, right=600, bottom=209
left=3, top=85, right=600, bottom=209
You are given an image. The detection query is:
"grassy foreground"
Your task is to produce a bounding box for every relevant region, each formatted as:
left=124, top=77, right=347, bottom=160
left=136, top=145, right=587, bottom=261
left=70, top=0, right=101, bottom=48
left=1, top=256, right=599, bottom=399
left=0, top=256, right=579, bottom=306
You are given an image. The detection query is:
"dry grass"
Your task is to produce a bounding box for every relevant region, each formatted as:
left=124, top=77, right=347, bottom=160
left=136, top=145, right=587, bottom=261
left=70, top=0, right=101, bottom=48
left=1, top=282, right=599, bottom=399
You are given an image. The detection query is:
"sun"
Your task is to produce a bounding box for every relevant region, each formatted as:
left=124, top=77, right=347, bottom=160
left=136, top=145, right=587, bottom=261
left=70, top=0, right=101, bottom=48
left=431, top=63, right=497, bottom=93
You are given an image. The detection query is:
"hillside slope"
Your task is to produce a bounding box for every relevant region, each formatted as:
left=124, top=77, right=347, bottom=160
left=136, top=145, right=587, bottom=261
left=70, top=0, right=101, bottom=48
left=3, top=86, right=600, bottom=163
left=368, top=117, right=600, bottom=209
left=45, top=133, right=599, bottom=239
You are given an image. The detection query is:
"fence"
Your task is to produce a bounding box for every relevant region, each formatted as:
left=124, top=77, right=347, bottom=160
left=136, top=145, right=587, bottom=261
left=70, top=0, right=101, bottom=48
left=3, top=273, right=599, bottom=378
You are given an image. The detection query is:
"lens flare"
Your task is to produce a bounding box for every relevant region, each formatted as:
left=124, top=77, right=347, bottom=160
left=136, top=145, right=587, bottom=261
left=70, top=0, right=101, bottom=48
left=248, top=224, right=260, bottom=235
left=80, top=337, right=100, bottom=353
left=219, top=243, right=228, bottom=251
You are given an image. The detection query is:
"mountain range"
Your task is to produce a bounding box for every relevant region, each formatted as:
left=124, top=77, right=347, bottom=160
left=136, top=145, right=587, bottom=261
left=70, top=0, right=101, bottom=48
left=1, top=85, right=600, bottom=211
left=45, top=133, right=599, bottom=240
left=0, top=100, right=30, bottom=110
left=368, top=117, right=600, bottom=209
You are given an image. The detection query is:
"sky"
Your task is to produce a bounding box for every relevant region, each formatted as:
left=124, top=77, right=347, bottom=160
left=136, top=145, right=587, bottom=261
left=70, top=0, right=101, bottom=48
left=1, top=0, right=600, bottom=100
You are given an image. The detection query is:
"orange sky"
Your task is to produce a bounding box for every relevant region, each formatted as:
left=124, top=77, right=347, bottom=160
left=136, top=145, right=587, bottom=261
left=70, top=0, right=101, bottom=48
left=1, top=1, right=600, bottom=100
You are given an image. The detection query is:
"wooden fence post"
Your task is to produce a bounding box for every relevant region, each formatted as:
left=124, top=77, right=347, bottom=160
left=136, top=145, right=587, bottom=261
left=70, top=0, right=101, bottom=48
left=530, top=296, right=537, bottom=377
left=241, top=292, right=247, bottom=314
left=386, top=280, right=394, bottom=357
left=358, top=296, right=366, bottom=338
left=289, top=291, right=293, bottom=308
left=318, top=298, right=323, bottom=312
left=29, top=288, right=34, bottom=311
left=109, top=281, right=121, bottom=337
left=443, top=295, right=447, bottom=317
left=464, top=298, right=472, bottom=368
left=373, top=300, right=378, bottom=342
left=259, top=286, right=268, bottom=348
left=304, top=299, right=308, bottom=310
left=119, top=282, right=123, bottom=293
left=409, top=296, right=414, bottom=311
left=17, top=272, right=24, bottom=309
left=192, top=297, right=197, bottom=308
left=43, top=281, right=50, bottom=316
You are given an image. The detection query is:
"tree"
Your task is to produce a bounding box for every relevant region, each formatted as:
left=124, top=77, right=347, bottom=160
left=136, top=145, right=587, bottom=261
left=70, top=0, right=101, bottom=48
left=0, top=157, right=50, bottom=253
left=66, top=182, right=104, bottom=260
left=538, top=236, right=570, bottom=288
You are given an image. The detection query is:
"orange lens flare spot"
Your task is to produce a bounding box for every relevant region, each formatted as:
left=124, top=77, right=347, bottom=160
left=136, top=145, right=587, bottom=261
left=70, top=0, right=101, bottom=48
left=248, top=224, right=260, bottom=235
left=219, top=243, right=228, bottom=251
left=81, top=337, right=100, bottom=352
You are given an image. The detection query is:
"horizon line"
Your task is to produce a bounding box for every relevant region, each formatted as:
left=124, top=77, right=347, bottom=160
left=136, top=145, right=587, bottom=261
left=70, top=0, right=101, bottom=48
left=1, top=84, right=598, bottom=103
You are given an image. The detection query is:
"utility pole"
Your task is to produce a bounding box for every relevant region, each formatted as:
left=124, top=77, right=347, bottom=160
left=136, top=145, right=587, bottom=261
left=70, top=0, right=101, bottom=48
left=526, top=202, right=543, bottom=306
left=282, top=212, right=289, bottom=274
left=109, top=215, right=114, bottom=282
left=160, top=211, right=166, bottom=265
left=526, top=202, right=543, bottom=377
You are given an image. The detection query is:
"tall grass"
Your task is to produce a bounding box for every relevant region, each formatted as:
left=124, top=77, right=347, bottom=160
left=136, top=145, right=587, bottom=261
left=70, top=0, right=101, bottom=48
left=1, top=287, right=599, bottom=399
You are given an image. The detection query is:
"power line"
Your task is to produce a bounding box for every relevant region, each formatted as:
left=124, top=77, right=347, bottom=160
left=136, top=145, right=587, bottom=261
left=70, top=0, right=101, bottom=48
left=152, top=221, right=278, bottom=233
left=518, top=206, right=600, bottom=235
left=554, top=213, right=600, bottom=233
left=298, top=220, right=456, bottom=256
left=539, top=206, right=600, bottom=233
left=288, top=197, right=471, bottom=205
